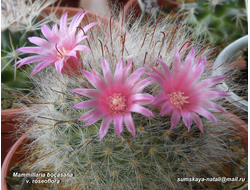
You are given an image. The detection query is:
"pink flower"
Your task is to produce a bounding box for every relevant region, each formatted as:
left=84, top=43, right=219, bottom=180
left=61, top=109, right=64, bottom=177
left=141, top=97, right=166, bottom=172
left=71, top=57, right=154, bottom=140
left=14, top=11, right=98, bottom=76
left=148, top=47, right=230, bottom=132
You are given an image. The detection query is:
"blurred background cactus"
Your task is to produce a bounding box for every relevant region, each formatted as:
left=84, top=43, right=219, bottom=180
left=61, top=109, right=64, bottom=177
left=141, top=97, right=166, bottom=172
left=176, top=0, right=248, bottom=46
left=1, top=29, right=34, bottom=102
left=1, top=0, right=56, bottom=108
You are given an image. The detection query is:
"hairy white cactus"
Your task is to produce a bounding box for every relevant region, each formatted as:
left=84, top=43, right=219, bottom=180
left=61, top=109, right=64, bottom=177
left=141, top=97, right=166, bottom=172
left=9, top=5, right=247, bottom=190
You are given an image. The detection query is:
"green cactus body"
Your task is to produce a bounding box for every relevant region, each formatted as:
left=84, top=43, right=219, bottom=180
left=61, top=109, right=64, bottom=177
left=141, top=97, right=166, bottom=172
left=16, top=69, right=245, bottom=190
left=180, top=0, right=247, bottom=45
left=1, top=29, right=38, bottom=101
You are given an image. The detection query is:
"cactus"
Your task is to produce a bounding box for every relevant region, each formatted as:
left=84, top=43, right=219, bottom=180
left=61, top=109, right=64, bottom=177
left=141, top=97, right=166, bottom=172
left=177, top=0, right=248, bottom=46
left=1, top=29, right=35, bottom=101
left=7, top=7, right=247, bottom=190
left=1, top=0, right=56, bottom=104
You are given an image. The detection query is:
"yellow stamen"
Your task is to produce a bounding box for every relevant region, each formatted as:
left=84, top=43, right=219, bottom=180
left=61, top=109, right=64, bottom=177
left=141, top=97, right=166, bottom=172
left=167, top=90, right=189, bottom=109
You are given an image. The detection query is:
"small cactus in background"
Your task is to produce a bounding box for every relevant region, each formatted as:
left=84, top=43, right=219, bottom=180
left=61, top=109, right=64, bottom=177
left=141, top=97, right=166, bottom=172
left=177, top=0, right=248, bottom=46
left=1, top=0, right=56, bottom=104
left=1, top=30, right=31, bottom=100
left=7, top=5, right=247, bottom=190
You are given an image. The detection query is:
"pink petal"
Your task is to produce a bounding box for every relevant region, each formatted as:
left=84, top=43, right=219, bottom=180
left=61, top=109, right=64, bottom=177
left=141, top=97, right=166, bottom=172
left=41, top=24, right=58, bottom=44
left=76, top=22, right=98, bottom=39
left=124, top=113, right=135, bottom=137
left=76, top=36, right=90, bottom=44
left=183, top=47, right=194, bottom=71
left=195, top=55, right=203, bottom=67
left=146, top=72, right=166, bottom=89
left=85, top=110, right=105, bottom=126
left=31, top=60, right=52, bottom=76
left=82, top=70, right=106, bottom=89
left=17, top=47, right=47, bottom=54
left=160, top=101, right=174, bottom=115
left=73, top=45, right=90, bottom=52
left=28, top=37, right=51, bottom=48
left=70, top=88, right=98, bottom=98
left=78, top=109, right=95, bottom=121
left=65, top=50, right=77, bottom=58
left=196, top=76, right=227, bottom=90
left=197, top=90, right=230, bottom=100
left=128, top=93, right=154, bottom=105
left=72, top=100, right=98, bottom=109
left=199, top=100, right=227, bottom=113
left=188, top=105, right=217, bottom=124
left=123, top=59, right=133, bottom=79
left=191, top=112, right=203, bottom=132
left=150, top=65, right=171, bottom=88
left=131, top=78, right=153, bottom=93
left=188, top=58, right=206, bottom=83
left=173, top=47, right=181, bottom=76
left=170, top=109, right=181, bottom=131
left=69, top=11, right=87, bottom=30
left=114, top=58, right=123, bottom=83
left=156, top=57, right=171, bottom=78
left=150, top=65, right=166, bottom=81
left=83, top=22, right=98, bottom=33
left=99, top=116, right=113, bottom=141
left=113, top=114, right=123, bottom=137
left=102, top=57, right=113, bottom=84
left=180, top=110, right=192, bottom=131
left=151, top=93, right=167, bottom=107
left=55, top=59, right=64, bottom=75
left=59, top=11, right=68, bottom=38
left=52, top=23, right=59, bottom=37
left=128, top=104, right=154, bottom=117
left=91, top=68, right=102, bottom=79
left=62, top=53, right=83, bottom=73
left=14, top=55, right=44, bottom=67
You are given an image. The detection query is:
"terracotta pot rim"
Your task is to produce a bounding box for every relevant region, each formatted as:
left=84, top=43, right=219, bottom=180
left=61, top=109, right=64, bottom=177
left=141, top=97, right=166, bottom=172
left=42, top=6, right=120, bottom=25
left=41, top=6, right=123, bottom=33
left=1, top=134, right=27, bottom=190
left=42, top=6, right=110, bottom=20
left=1, top=107, right=30, bottom=115
left=1, top=106, right=36, bottom=118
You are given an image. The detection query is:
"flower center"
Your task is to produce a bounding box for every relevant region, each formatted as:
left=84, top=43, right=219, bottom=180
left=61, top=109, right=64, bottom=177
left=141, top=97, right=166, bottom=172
left=167, top=90, right=189, bottom=109
left=57, top=47, right=68, bottom=57
left=55, top=44, right=68, bottom=59
left=107, top=93, right=127, bottom=113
